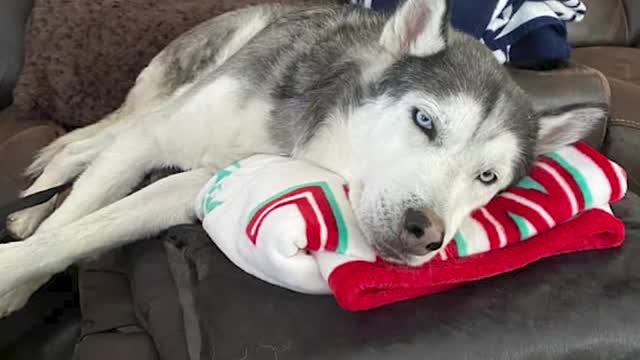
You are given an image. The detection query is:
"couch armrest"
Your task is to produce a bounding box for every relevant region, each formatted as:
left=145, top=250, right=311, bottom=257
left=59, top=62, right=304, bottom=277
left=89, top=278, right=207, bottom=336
left=601, top=78, right=640, bottom=194
left=508, top=63, right=610, bottom=149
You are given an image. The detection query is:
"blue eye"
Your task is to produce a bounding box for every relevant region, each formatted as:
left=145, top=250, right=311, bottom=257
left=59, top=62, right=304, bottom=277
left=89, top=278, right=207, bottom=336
left=413, top=109, right=433, bottom=129
left=412, top=108, right=437, bottom=140
left=477, top=170, right=498, bottom=185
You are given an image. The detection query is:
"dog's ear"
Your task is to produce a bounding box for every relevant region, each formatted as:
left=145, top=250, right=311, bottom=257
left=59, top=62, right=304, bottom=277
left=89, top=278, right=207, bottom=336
left=534, top=104, right=607, bottom=155
left=379, top=0, right=449, bottom=58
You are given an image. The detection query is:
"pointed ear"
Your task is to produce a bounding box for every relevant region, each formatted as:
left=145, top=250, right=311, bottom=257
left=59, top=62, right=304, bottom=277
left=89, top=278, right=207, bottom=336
left=534, top=104, right=607, bottom=155
left=379, top=0, right=449, bottom=58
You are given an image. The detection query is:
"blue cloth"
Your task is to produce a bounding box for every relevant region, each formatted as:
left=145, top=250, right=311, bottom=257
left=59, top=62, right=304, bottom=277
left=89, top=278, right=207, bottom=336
left=350, top=0, right=586, bottom=67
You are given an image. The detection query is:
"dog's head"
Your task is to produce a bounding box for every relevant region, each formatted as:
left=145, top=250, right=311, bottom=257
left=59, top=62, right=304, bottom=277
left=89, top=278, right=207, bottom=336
left=338, top=0, right=605, bottom=266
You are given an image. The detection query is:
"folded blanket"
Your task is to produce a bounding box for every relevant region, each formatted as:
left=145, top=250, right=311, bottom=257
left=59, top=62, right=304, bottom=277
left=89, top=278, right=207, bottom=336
left=351, top=0, right=587, bottom=67
left=196, top=143, right=627, bottom=310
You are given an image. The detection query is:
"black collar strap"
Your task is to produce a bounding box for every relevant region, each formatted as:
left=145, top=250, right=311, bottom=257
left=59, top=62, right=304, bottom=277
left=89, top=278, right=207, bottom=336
left=0, top=183, right=71, bottom=241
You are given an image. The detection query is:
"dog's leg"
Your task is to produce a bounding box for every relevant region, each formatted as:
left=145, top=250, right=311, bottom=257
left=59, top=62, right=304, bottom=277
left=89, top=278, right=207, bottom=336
left=0, top=168, right=212, bottom=317
left=6, top=129, right=119, bottom=239
left=25, top=112, right=123, bottom=179
left=24, top=58, right=168, bottom=180
left=34, top=129, right=163, bottom=234
left=8, top=60, right=170, bottom=239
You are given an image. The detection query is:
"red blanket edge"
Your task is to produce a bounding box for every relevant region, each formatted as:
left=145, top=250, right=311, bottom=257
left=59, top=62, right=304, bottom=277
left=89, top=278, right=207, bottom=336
left=328, top=208, right=625, bottom=311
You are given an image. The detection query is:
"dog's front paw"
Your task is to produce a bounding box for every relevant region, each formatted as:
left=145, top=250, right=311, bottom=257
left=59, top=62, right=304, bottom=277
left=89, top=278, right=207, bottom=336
left=0, top=277, right=49, bottom=318
left=6, top=201, right=56, bottom=239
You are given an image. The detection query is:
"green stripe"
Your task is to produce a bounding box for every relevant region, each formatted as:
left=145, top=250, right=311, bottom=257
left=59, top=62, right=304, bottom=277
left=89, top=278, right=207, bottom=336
left=202, top=192, right=208, bottom=214
left=454, top=231, right=468, bottom=257
left=508, top=212, right=529, bottom=240
left=546, top=152, right=593, bottom=208
left=517, top=176, right=548, bottom=193
left=204, top=198, right=224, bottom=213
left=202, top=163, right=243, bottom=214
left=319, top=183, right=349, bottom=254
left=213, top=169, right=233, bottom=184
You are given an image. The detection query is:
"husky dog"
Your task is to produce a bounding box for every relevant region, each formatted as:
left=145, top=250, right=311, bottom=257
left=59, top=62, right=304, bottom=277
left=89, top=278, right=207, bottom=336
left=1, top=0, right=602, bottom=316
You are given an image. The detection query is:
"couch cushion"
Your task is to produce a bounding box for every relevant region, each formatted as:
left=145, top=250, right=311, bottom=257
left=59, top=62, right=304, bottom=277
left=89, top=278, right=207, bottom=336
left=567, top=0, right=640, bottom=47
left=77, top=236, right=191, bottom=360
left=627, top=0, right=640, bottom=46
left=165, top=192, right=640, bottom=360
left=164, top=227, right=214, bottom=360
left=78, top=250, right=139, bottom=336
left=74, top=332, right=158, bottom=360
left=12, top=0, right=335, bottom=128
left=126, top=239, right=190, bottom=360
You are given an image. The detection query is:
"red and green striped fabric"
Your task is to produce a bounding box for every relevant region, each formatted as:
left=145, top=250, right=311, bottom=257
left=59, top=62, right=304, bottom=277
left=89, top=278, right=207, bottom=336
left=245, top=182, right=350, bottom=254
left=442, top=142, right=627, bottom=260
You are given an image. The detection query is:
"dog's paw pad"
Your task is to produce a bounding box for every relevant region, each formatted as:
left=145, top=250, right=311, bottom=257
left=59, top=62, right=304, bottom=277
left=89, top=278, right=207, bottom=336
left=6, top=214, right=40, bottom=240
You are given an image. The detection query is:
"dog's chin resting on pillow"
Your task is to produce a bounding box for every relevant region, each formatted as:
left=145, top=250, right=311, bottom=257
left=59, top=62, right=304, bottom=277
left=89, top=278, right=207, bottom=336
left=198, top=142, right=627, bottom=311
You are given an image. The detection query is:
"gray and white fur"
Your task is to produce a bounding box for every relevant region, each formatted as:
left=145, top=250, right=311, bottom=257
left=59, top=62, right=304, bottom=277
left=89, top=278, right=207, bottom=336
left=1, top=0, right=604, bottom=316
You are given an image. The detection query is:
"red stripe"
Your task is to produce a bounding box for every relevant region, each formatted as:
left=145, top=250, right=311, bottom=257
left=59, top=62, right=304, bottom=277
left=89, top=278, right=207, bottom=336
left=575, top=142, right=624, bottom=202
left=297, top=198, right=321, bottom=251
left=538, top=156, right=585, bottom=212
left=471, top=209, right=501, bottom=250
left=343, top=185, right=350, bottom=200
left=248, top=197, right=322, bottom=249
left=246, top=185, right=340, bottom=251
left=309, top=186, right=339, bottom=251
left=509, top=166, right=571, bottom=222
left=483, top=202, right=522, bottom=246
left=247, top=198, right=300, bottom=244
left=246, top=187, right=312, bottom=241
left=445, top=240, right=459, bottom=259
left=493, top=194, right=549, bottom=233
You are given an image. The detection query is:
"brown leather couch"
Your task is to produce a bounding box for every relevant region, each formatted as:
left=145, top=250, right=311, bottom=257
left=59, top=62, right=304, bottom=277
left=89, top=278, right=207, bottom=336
left=568, top=0, right=640, bottom=194
left=0, top=0, right=638, bottom=359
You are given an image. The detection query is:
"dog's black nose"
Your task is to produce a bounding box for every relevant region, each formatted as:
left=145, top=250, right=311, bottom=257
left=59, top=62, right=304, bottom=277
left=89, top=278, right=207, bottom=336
left=404, top=208, right=429, bottom=237
left=402, top=208, right=445, bottom=256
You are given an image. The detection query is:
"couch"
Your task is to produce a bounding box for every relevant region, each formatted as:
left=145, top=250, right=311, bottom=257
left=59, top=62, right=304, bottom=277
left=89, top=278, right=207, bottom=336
left=0, top=0, right=639, bottom=359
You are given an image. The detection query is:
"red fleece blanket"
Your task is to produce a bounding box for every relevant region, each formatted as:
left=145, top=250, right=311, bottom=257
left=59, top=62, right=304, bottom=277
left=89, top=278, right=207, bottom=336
left=329, top=207, right=625, bottom=310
